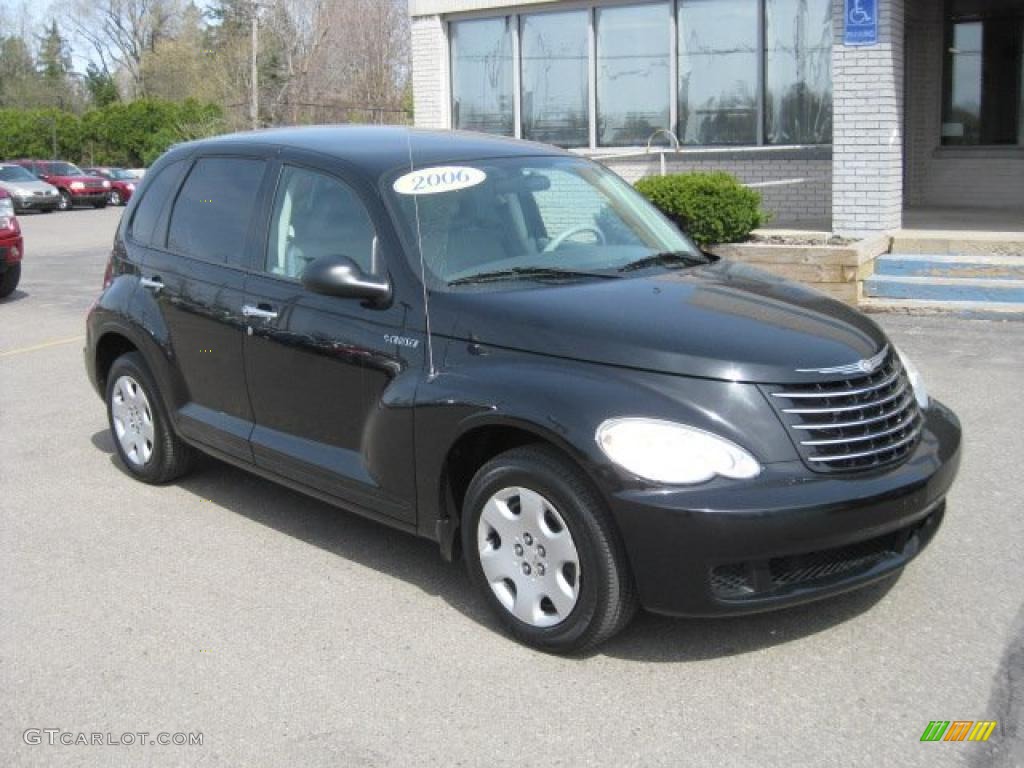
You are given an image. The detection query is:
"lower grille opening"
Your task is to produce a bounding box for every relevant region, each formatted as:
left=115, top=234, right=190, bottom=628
left=709, top=506, right=942, bottom=601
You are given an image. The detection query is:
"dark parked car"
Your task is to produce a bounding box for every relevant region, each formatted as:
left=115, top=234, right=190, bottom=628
left=0, top=189, right=24, bottom=298
left=84, top=127, right=961, bottom=653
left=0, top=163, right=60, bottom=213
left=10, top=160, right=108, bottom=210
left=83, top=167, right=137, bottom=206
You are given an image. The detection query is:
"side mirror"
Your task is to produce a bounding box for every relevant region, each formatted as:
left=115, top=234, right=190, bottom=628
left=301, top=255, right=391, bottom=305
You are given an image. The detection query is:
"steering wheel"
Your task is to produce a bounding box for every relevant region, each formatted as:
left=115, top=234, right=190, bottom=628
left=542, top=225, right=606, bottom=253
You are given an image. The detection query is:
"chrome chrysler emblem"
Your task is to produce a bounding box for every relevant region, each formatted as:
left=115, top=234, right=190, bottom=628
left=796, top=345, right=888, bottom=375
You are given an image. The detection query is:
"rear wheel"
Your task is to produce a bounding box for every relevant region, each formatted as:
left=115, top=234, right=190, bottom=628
left=0, top=264, right=21, bottom=298
left=57, top=190, right=71, bottom=211
left=462, top=445, right=637, bottom=653
left=105, top=352, right=196, bottom=484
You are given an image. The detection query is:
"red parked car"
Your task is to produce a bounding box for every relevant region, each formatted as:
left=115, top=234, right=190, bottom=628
left=9, top=160, right=109, bottom=211
left=0, top=189, right=23, bottom=298
left=83, top=167, right=137, bottom=206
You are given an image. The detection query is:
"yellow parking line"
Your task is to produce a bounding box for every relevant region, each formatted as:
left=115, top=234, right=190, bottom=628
left=0, top=335, right=85, bottom=358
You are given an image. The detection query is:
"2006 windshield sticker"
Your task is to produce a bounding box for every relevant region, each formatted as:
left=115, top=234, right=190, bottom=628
left=393, top=166, right=486, bottom=196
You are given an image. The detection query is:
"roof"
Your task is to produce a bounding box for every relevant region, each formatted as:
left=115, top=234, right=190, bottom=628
left=172, top=125, right=569, bottom=178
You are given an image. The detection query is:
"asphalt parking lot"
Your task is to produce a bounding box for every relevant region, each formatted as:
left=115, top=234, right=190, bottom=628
left=1, top=207, right=1022, bottom=768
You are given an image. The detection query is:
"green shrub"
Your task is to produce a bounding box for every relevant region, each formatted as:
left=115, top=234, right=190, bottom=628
left=634, top=171, right=766, bottom=247
left=0, top=99, right=225, bottom=167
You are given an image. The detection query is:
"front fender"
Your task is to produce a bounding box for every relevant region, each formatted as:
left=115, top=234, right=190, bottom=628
left=413, top=341, right=797, bottom=541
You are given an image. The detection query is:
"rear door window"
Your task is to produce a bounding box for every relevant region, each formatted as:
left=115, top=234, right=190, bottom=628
left=167, top=157, right=266, bottom=266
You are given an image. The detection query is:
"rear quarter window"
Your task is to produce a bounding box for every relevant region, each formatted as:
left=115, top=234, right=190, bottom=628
left=129, top=160, right=186, bottom=248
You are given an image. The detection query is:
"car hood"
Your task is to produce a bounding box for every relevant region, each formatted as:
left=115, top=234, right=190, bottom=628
left=433, top=260, right=889, bottom=384
left=0, top=179, right=57, bottom=194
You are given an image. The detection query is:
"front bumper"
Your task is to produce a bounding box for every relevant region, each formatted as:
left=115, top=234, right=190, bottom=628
left=70, top=190, right=108, bottom=204
left=607, top=400, right=962, bottom=617
left=13, top=195, right=59, bottom=211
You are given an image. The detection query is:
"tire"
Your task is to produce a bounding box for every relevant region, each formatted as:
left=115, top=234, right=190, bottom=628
left=109, top=190, right=122, bottom=206
left=0, top=263, right=20, bottom=298
left=57, top=190, right=71, bottom=211
left=105, top=351, right=196, bottom=484
left=462, top=444, right=637, bottom=653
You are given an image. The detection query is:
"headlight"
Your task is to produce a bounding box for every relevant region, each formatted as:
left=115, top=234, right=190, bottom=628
left=596, top=417, right=761, bottom=485
left=102, top=180, right=111, bottom=189
left=895, top=346, right=929, bottom=409
left=0, top=198, right=14, bottom=218
left=70, top=181, right=84, bottom=190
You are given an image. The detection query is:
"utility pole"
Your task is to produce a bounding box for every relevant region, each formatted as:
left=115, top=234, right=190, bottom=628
left=250, top=1, right=259, bottom=130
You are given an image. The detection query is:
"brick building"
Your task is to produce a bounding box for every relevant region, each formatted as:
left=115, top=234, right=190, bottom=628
left=408, top=0, right=1023, bottom=236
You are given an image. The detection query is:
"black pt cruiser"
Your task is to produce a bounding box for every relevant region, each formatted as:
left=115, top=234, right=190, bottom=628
left=85, top=127, right=961, bottom=653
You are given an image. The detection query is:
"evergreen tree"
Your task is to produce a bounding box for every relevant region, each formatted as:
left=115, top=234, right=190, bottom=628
left=0, top=35, right=41, bottom=107
left=85, top=63, right=120, bottom=107
left=37, top=20, right=71, bottom=82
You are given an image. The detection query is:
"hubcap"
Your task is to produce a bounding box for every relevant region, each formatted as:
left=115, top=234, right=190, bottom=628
left=477, top=486, right=581, bottom=628
left=110, top=375, right=155, bottom=467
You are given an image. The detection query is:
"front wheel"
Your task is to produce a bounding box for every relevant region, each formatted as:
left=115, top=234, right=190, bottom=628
left=105, top=352, right=196, bottom=484
left=462, top=445, right=637, bottom=653
left=109, top=190, right=122, bottom=206
left=0, top=264, right=21, bottom=298
left=57, top=190, right=72, bottom=211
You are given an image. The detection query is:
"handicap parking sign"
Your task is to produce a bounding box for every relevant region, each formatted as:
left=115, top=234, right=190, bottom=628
left=844, top=0, right=878, bottom=46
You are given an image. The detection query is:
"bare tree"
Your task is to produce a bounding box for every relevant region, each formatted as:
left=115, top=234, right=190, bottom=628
left=66, top=0, right=179, bottom=97
left=300, top=0, right=410, bottom=120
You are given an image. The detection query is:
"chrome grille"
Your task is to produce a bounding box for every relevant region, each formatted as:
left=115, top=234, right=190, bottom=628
left=762, top=350, right=923, bottom=473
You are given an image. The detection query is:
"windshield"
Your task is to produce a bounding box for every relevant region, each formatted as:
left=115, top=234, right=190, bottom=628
left=107, top=168, right=133, bottom=179
left=47, top=162, right=85, bottom=176
left=0, top=165, right=38, bottom=182
left=386, top=156, right=700, bottom=289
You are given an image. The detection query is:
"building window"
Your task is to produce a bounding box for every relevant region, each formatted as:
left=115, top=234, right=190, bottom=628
left=596, top=3, right=671, bottom=147
left=447, top=1, right=834, bottom=149
left=678, top=0, right=759, bottom=145
left=942, top=13, right=1023, bottom=146
left=450, top=17, right=514, bottom=136
left=764, top=0, right=833, bottom=145
left=521, top=10, right=590, bottom=147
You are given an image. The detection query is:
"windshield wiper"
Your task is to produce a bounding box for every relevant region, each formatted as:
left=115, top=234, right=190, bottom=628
left=618, top=251, right=711, bottom=273
left=448, top=266, right=619, bottom=286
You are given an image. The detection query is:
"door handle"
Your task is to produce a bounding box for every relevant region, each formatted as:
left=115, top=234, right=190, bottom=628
left=140, top=276, right=163, bottom=292
left=242, top=304, right=278, bottom=320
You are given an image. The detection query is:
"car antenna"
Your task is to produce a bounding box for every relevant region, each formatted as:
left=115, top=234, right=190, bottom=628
left=405, top=127, right=436, bottom=379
